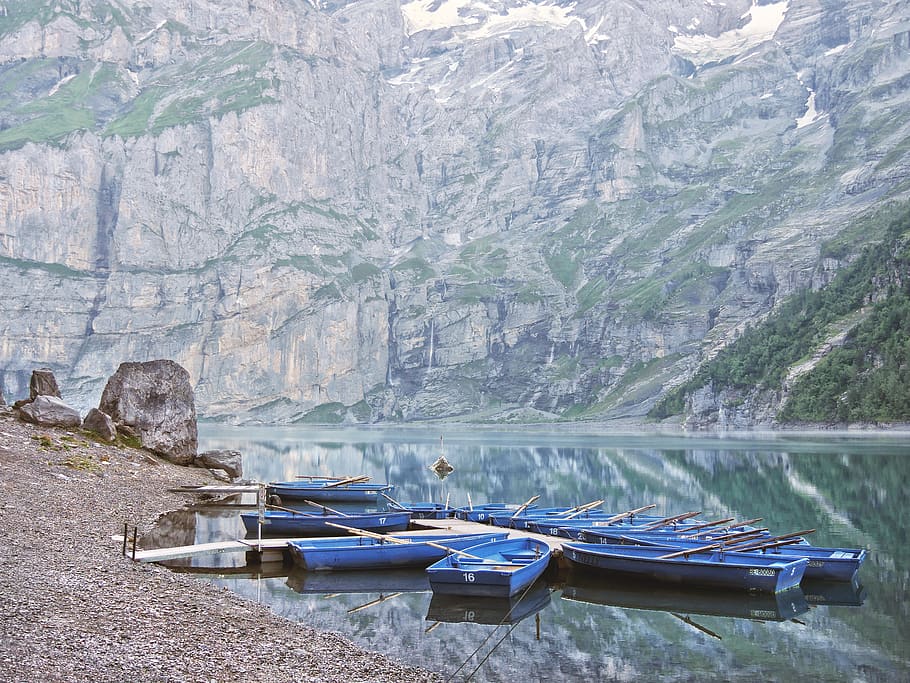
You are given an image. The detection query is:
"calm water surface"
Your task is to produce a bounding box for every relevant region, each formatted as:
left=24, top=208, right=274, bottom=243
left=156, top=425, right=909, bottom=682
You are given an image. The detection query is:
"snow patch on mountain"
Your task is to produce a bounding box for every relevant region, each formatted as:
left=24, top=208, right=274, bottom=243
left=400, top=0, right=579, bottom=38
left=672, top=1, right=789, bottom=66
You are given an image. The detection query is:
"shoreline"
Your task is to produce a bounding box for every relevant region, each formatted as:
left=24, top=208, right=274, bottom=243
left=0, top=408, right=440, bottom=682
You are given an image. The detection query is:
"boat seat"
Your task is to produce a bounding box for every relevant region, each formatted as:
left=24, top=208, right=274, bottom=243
left=501, top=553, right=539, bottom=562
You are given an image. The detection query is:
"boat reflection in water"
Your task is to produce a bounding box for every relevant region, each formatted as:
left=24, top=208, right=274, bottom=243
left=426, top=579, right=551, bottom=625
left=286, top=567, right=430, bottom=594
left=801, top=577, right=867, bottom=607
left=561, top=573, right=811, bottom=624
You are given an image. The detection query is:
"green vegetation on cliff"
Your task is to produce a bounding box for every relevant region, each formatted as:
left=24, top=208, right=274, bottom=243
left=650, top=203, right=910, bottom=423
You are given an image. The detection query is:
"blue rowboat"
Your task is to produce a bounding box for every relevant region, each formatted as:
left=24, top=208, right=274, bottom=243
left=241, top=509, right=411, bottom=536
left=426, top=537, right=552, bottom=597
left=287, top=531, right=507, bottom=571
left=563, top=542, right=808, bottom=593
left=576, top=532, right=863, bottom=581
left=453, top=503, right=538, bottom=523
left=530, top=518, right=766, bottom=541
left=386, top=502, right=454, bottom=519
left=488, top=507, right=605, bottom=530
left=267, top=480, right=394, bottom=503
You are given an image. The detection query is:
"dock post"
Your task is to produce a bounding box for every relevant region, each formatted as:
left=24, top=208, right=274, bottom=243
left=131, top=527, right=138, bottom=561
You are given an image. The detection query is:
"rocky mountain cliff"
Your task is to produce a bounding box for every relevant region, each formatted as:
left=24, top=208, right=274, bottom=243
left=1, top=0, right=908, bottom=424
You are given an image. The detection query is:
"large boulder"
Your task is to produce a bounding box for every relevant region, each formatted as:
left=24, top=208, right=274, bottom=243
left=18, top=395, right=82, bottom=428
left=195, top=450, right=243, bottom=480
left=83, top=408, right=117, bottom=442
left=99, top=360, right=198, bottom=465
left=29, top=368, right=62, bottom=400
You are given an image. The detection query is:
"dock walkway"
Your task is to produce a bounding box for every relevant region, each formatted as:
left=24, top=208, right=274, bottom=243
left=119, top=524, right=562, bottom=563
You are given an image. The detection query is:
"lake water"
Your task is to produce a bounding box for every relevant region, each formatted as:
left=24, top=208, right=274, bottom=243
left=153, top=425, right=909, bottom=682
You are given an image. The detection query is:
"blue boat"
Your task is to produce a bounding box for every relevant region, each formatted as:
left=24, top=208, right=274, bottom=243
left=530, top=517, right=766, bottom=542
left=488, top=507, right=602, bottom=530
left=267, top=480, right=394, bottom=503
left=575, top=531, right=863, bottom=581
left=453, top=503, right=538, bottom=523
left=241, top=509, right=412, bottom=536
left=562, top=542, right=808, bottom=593
left=426, top=537, right=552, bottom=597
left=287, top=531, right=507, bottom=571
left=386, top=502, right=454, bottom=519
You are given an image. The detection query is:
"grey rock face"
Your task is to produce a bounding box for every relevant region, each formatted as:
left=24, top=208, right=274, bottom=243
left=195, top=450, right=243, bottom=480
left=17, top=396, right=82, bottom=428
left=29, top=368, right=62, bottom=401
left=0, top=0, right=907, bottom=426
left=83, top=408, right=118, bottom=442
left=99, top=361, right=198, bottom=465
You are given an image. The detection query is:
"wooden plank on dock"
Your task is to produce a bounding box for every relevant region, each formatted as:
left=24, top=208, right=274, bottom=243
left=118, top=537, right=295, bottom=563
left=170, top=484, right=263, bottom=495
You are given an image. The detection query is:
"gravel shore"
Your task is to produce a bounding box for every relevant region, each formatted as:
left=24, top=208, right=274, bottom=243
left=0, top=409, right=441, bottom=682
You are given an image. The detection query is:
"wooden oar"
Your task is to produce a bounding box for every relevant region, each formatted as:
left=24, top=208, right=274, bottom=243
left=381, top=492, right=407, bottom=510
left=303, top=500, right=351, bottom=517
left=640, top=511, right=702, bottom=531
left=674, top=517, right=735, bottom=533
left=266, top=504, right=315, bottom=516
left=511, top=495, right=541, bottom=518
left=557, top=499, right=602, bottom=517
left=295, top=474, right=347, bottom=480
left=324, top=475, right=371, bottom=488
left=467, top=493, right=473, bottom=511
left=687, top=522, right=767, bottom=539
left=658, top=542, right=724, bottom=559
left=727, top=529, right=816, bottom=552
left=595, top=503, right=658, bottom=525
left=728, top=537, right=807, bottom=553
left=324, top=522, right=484, bottom=559
left=563, top=500, right=607, bottom=520
left=697, top=528, right=770, bottom=544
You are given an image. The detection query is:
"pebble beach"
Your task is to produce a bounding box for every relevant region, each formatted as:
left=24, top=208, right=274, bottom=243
left=0, top=408, right=440, bottom=682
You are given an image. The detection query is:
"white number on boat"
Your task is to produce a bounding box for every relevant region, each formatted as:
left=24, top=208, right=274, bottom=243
left=463, top=572, right=476, bottom=583
left=379, top=517, right=386, bottom=524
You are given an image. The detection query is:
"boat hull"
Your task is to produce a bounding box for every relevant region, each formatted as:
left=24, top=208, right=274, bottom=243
left=267, top=481, right=394, bottom=503
left=287, top=532, right=507, bottom=571
left=241, top=510, right=412, bottom=536
left=578, top=531, right=864, bottom=581
left=563, top=543, right=808, bottom=593
left=426, top=537, right=551, bottom=598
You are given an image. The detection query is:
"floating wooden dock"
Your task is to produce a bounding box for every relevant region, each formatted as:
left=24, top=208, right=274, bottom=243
left=118, top=522, right=565, bottom=563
